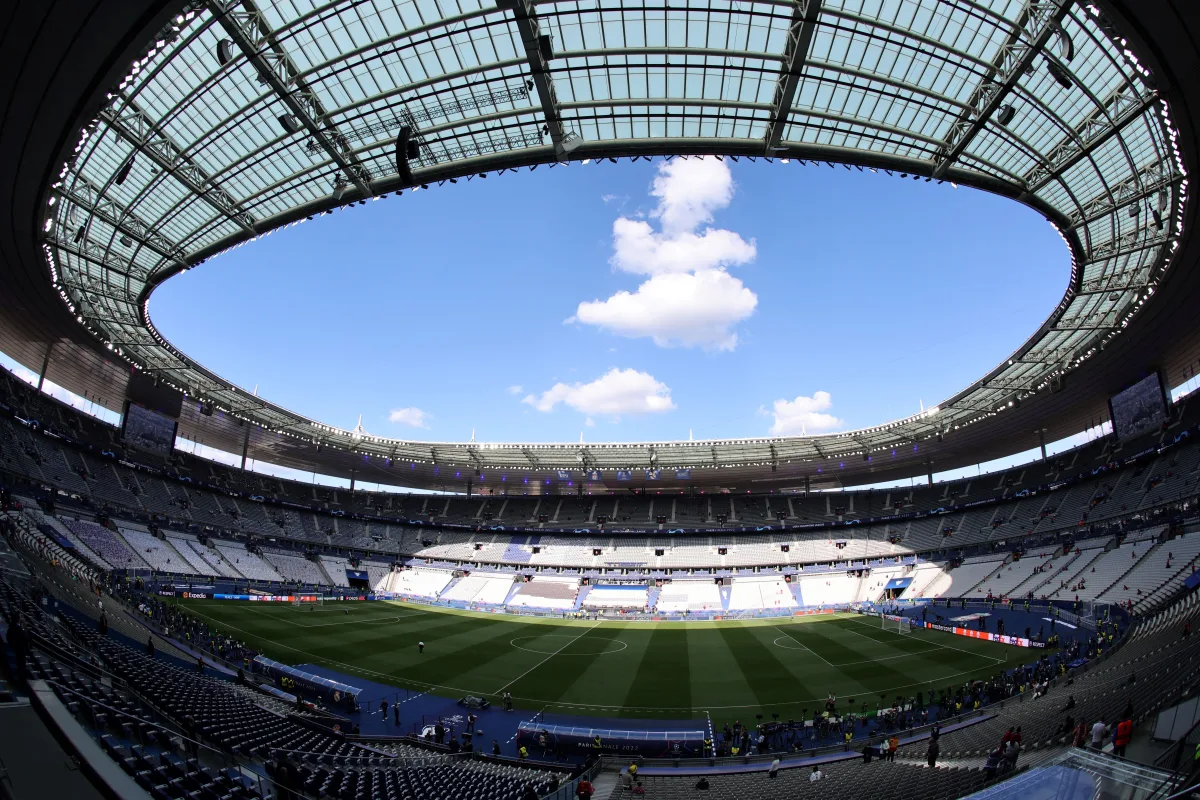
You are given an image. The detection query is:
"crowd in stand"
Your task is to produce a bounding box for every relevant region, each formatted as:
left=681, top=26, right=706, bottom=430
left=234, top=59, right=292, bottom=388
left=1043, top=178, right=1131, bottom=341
left=107, top=577, right=257, bottom=669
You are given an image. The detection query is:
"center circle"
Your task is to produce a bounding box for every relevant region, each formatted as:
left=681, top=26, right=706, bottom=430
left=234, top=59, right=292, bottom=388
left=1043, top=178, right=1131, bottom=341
left=510, top=635, right=628, bottom=656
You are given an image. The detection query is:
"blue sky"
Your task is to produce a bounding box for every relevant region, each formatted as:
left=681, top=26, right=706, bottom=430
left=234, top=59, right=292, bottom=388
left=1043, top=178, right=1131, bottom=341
left=151, top=156, right=1069, bottom=446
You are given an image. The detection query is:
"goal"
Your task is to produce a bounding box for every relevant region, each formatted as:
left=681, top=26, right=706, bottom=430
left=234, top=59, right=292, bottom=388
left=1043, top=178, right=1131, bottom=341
left=292, top=595, right=322, bottom=608
left=881, top=614, right=909, bottom=634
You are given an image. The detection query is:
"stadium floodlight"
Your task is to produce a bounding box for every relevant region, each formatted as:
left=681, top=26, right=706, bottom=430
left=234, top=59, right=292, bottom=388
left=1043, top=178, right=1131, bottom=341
left=216, top=39, right=234, bottom=66
left=1158, top=189, right=1170, bottom=213
left=331, top=183, right=348, bottom=201
left=1129, top=205, right=1139, bottom=219
left=279, top=114, right=303, bottom=134
left=115, top=156, right=134, bottom=185
left=996, top=104, right=1016, bottom=126
left=120, top=235, right=133, bottom=247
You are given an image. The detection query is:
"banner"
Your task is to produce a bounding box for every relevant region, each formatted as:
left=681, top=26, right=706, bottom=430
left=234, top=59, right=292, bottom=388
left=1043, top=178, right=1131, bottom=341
left=516, top=722, right=702, bottom=759
left=674, top=469, right=690, bottom=480
left=588, top=470, right=602, bottom=481
left=918, top=620, right=1045, bottom=648
left=556, top=470, right=571, bottom=480
left=616, top=470, right=632, bottom=481
left=645, top=469, right=660, bottom=480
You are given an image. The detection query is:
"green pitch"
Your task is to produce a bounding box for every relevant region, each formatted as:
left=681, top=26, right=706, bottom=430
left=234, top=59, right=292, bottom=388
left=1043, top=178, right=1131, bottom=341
left=179, top=600, right=1016, bottom=718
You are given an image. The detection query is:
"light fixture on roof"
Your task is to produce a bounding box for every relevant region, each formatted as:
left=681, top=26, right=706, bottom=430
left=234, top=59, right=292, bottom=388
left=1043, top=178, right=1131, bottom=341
left=332, top=183, right=348, bottom=201
left=120, top=235, right=133, bottom=247
left=1128, top=204, right=1139, bottom=219
left=996, top=104, right=1016, bottom=126
left=216, top=39, right=234, bottom=66
left=1158, top=189, right=1170, bottom=213
left=279, top=114, right=302, bottom=134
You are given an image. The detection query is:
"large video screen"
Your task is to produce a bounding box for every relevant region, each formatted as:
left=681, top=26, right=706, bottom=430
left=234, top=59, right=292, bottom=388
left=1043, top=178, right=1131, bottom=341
left=1109, top=372, right=1169, bottom=440
left=122, top=402, right=178, bottom=457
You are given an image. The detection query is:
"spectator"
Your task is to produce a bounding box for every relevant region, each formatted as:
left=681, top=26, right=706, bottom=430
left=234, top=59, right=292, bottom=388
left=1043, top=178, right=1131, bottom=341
left=809, top=766, right=823, bottom=782
left=1091, top=719, right=1108, bottom=751
left=984, top=747, right=1004, bottom=780
left=575, top=777, right=594, bottom=798
left=1113, top=717, right=1133, bottom=757
left=927, top=736, right=939, bottom=768
left=887, top=734, right=899, bottom=761
left=694, top=777, right=710, bottom=790
left=768, top=758, right=780, bottom=779
left=521, top=783, right=538, bottom=800
left=631, top=781, right=645, bottom=796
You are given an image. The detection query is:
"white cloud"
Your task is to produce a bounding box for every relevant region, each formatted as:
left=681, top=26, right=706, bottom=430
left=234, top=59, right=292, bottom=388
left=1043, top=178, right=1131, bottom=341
left=506, top=385, right=523, bottom=395
left=388, top=407, right=431, bottom=428
left=575, top=269, right=757, bottom=351
left=523, top=368, right=676, bottom=417
left=610, top=218, right=755, bottom=276
left=763, top=391, right=844, bottom=436
left=574, top=156, right=758, bottom=350
left=585, top=417, right=596, bottom=427
left=650, top=155, right=736, bottom=235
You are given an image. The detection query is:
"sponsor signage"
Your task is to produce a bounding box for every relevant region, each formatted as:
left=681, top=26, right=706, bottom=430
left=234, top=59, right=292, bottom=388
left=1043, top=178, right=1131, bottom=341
left=919, top=621, right=1045, bottom=648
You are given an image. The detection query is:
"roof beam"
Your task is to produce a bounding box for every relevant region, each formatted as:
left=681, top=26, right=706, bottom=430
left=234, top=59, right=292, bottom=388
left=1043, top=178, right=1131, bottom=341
left=52, top=175, right=187, bottom=269
left=496, top=0, right=567, bottom=153
left=932, top=0, right=1072, bottom=180
left=99, top=96, right=256, bottom=235
left=208, top=0, right=372, bottom=198
left=1024, top=83, right=1159, bottom=193
left=47, top=230, right=147, bottom=281
left=1066, top=160, right=1179, bottom=228
left=763, top=0, right=822, bottom=153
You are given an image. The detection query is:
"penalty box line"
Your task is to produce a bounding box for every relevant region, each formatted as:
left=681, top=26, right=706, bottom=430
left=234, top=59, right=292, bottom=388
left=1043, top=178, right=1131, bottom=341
left=841, top=615, right=1005, bottom=664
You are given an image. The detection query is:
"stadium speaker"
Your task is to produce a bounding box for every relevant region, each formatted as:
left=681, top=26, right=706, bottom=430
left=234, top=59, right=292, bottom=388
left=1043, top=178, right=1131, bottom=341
left=199, top=401, right=214, bottom=416
left=538, top=34, right=554, bottom=61
left=395, top=126, right=416, bottom=185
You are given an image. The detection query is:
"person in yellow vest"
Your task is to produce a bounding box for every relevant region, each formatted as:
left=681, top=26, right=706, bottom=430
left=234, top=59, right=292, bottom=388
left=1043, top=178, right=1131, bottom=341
left=518, top=745, right=528, bottom=759
left=844, top=730, right=852, bottom=751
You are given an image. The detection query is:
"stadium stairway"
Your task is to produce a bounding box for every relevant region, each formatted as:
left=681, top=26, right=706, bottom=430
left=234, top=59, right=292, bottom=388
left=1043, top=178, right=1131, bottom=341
left=791, top=583, right=805, bottom=607
left=719, top=586, right=731, bottom=611
left=645, top=586, right=660, bottom=610
left=501, top=582, right=524, bottom=606
left=314, top=558, right=336, bottom=586
left=573, top=586, right=591, bottom=611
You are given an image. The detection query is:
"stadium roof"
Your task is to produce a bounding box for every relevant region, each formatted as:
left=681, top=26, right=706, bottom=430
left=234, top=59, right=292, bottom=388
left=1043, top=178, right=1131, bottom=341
left=3, top=0, right=1200, bottom=492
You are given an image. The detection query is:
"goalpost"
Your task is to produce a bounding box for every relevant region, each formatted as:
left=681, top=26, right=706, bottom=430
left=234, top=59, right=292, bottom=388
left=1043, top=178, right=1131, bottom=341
left=881, top=614, right=909, bottom=634
left=291, top=595, right=323, bottom=609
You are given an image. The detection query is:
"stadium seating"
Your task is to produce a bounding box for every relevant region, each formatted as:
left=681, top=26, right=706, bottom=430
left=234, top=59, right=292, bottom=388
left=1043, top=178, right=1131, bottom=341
left=1098, top=531, right=1200, bottom=606
left=61, top=518, right=150, bottom=570
left=319, top=555, right=352, bottom=587
left=581, top=584, right=648, bottom=609
left=387, top=567, right=453, bottom=598
left=264, top=551, right=326, bottom=584
left=508, top=577, right=579, bottom=610
left=117, top=527, right=188, bottom=573
left=439, top=573, right=514, bottom=605
left=655, top=580, right=722, bottom=613
left=728, top=576, right=796, bottom=611
left=214, top=543, right=283, bottom=582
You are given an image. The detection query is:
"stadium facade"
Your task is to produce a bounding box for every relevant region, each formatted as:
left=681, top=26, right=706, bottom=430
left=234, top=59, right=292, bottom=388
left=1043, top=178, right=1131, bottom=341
left=1, top=0, right=1198, bottom=494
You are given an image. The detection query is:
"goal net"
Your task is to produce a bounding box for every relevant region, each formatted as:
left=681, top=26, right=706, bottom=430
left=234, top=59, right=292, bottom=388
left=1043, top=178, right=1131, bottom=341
left=881, top=614, right=909, bottom=634
left=292, top=595, right=322, bottom=608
